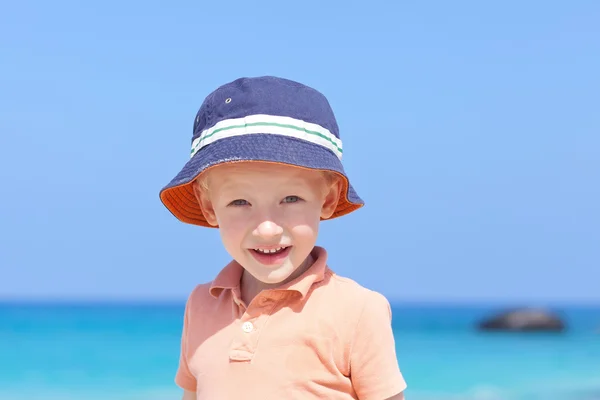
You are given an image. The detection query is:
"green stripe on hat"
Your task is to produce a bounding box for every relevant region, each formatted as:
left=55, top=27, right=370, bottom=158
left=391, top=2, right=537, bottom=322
left=190, top=114, right=343, bottom=159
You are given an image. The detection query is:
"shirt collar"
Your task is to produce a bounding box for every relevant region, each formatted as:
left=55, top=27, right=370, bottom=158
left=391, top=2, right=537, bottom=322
left=209, top=246, right=329, bottom=299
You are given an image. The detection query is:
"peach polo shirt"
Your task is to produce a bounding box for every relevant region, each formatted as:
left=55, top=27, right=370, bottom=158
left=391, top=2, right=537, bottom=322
left=175, top=246, right=406, bottom=399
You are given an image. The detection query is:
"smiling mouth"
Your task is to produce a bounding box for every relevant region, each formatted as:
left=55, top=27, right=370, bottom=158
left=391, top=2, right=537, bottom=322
left=252, top=246, right=290, bottom=255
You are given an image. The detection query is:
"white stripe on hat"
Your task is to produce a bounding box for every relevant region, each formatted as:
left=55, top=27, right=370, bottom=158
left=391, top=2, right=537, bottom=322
left=190, top=114, right=343, bottom=160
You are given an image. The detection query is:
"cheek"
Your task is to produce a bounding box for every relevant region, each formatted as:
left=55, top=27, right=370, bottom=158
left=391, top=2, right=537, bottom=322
left=288, top=224, right=319, bottom=244
left=219, top=225, right=245, bottom=255
left=283, top=206, right=322, bottom=236
left=215, top=213, right=247, bottom=246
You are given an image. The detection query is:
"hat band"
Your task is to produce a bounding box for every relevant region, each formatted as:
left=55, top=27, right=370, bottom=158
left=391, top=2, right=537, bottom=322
left=190, top=114, right=343, bottom=160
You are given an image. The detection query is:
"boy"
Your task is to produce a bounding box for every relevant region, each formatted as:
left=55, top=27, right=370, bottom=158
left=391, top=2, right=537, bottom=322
left=159, top=76, right=406, bottom=399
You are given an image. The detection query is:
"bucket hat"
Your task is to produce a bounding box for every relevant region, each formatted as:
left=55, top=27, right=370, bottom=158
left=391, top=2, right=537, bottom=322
left=159, top=76, right=364, bottom=227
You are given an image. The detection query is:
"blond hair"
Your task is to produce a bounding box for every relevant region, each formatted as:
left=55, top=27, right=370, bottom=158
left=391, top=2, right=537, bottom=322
left=194, top=165, right=339, bottom=195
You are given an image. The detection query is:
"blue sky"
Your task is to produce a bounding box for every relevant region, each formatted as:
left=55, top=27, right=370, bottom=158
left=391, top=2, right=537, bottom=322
left=1, top=1, right=598, bottom=304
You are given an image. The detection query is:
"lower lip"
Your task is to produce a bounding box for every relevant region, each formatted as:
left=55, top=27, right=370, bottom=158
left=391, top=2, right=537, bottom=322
left=249, top=247, right=292, bottom=266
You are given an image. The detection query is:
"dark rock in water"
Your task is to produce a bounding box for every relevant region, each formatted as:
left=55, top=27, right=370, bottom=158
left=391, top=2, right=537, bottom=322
left=478, top=308, right=566, bottom=332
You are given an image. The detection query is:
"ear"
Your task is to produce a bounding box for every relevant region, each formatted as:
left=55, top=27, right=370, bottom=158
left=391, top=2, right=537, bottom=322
left=192, top=181, right=218, bottom=226
left=320, top=177, right=342, bottom=219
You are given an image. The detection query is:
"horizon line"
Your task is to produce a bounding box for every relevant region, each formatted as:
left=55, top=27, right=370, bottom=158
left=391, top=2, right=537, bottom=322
left=1, top=296, right=599, bottom=308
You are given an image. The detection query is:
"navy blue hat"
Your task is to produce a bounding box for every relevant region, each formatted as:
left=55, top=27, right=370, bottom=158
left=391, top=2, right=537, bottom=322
left=160, top=76, right=364, bottom=227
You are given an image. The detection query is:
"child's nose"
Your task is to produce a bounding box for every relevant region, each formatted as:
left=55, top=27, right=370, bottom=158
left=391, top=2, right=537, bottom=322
left=252, top=220, right=284, bottom=238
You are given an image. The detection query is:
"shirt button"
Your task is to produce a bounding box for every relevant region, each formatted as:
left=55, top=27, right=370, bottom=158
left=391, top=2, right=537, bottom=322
left=242, top=321, right=254, bottom=333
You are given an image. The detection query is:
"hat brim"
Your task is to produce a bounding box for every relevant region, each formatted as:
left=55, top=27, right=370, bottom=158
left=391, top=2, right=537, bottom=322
left=159, top=134, right=364, bottom=227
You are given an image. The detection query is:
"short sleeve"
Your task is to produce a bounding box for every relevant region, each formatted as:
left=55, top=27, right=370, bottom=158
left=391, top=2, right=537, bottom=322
left=174, top=291, right=198, bottom=392
left=350, top=291, right=407, bottom=400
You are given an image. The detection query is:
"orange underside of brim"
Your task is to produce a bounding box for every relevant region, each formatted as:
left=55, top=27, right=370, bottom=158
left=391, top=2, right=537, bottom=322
left=159, top=162, right=363, bottom=227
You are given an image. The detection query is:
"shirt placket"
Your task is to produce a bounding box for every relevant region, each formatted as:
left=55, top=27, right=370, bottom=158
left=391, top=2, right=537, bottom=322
left=228, top=291, right=279, bottom=362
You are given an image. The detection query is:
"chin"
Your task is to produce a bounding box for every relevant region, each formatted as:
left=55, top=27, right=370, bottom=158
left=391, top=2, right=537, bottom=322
left=263, top=264, right=296, bottom=283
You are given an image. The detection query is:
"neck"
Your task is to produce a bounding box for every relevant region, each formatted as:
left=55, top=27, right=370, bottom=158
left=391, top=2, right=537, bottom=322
left=240, top=252, right=315, bottom=306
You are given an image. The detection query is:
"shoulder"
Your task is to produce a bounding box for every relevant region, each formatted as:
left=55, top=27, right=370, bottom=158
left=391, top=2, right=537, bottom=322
left=183, top=281, right=216, bottom=317
left=316, top=270, right=394, bottom=324
left=186, top=281, right=213, bottom=302
left=329, top=271, right=391, bottom=310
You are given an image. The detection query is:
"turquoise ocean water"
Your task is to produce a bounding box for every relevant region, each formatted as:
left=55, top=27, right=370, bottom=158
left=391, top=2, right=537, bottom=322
left=0, top=302, right=598, bottom=400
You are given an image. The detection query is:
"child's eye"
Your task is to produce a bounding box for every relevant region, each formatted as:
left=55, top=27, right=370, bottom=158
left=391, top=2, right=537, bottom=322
left=228, top=199, right=249, bottom=206
left=282, top=195, right=301, bottom=203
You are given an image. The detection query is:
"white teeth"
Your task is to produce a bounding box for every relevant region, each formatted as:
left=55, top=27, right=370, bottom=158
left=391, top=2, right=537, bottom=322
left=254, top=247, right=285, bottom=254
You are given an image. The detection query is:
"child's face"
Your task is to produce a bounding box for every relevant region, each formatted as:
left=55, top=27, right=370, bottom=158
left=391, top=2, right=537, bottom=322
left=194, top=162, right=340, bottom=285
